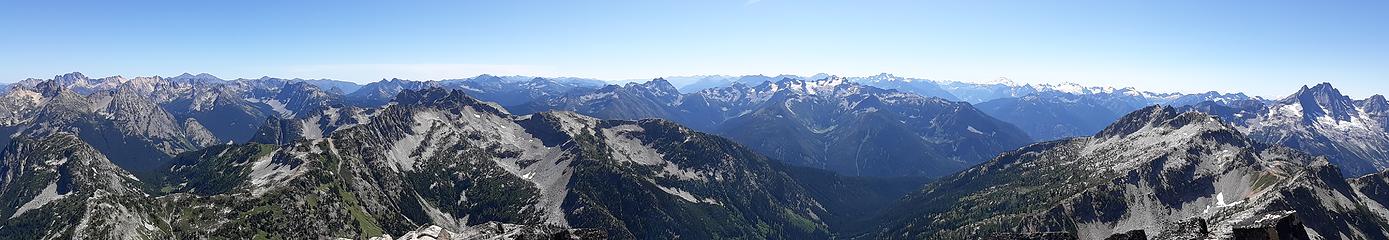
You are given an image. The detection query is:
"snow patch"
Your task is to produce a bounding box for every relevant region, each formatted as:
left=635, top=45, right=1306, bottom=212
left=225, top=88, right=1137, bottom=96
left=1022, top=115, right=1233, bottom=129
left=655, top=184, right=721, bottom=205
left=966, top=126, right=985, bottom=135
left=245, top=98, right=294, bottom=118
left=810, top=125, right=838, bottom=134
left=385, top=111, right=449, bottom=172
left=247, top=149, right=298, bottom=196
left=10, top=181, right=69, bottom=219
left=601, top=124, right=708, bottom=181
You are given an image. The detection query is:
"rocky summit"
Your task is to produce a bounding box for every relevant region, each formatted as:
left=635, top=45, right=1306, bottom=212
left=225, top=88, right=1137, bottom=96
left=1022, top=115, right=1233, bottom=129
left=1185, top=83, right=1389, bottom=177
left=875, top=106, right=1389, bottom=239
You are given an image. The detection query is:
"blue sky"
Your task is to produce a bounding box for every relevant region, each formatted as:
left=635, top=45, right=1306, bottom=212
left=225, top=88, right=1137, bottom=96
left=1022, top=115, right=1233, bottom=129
left=1, top=0, right=1385, bottom=98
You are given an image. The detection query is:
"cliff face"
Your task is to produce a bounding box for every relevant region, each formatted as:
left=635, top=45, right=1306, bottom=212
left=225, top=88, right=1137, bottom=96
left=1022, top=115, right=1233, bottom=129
left=0, top=88, right=838, bottom=239
left=875, top=106, right=1389, bottom=239
left=0, top=134, right=166, bottom=239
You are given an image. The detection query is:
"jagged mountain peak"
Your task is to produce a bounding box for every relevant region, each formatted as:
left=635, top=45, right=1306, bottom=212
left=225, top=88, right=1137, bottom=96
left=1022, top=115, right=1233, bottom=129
left=621, top=78, right=679, bottom=95
left=391, top=87, right=508, bottom=115
left=381, top=78, right=411, bottom=83
left=879, top=101, right=1382, bottom=238
left=1368, top=94, right=1387, bottom=103
left=98, top=75, right=130, bottom=83
left=1095, top=105, right=1229, bottom=139
left=32, top=79, right=68, bottom=98
left=280, top=80, right=320, bottom=91
left=170, top=72, right=222, bottom=82
left=273, top=81, right=334, bottom=101
left=1286, top=82, right=1346, bottom=101
left=625, top=78, right=675, bottom=89
left=1363, top=94, right=1389, bottom=113
left=0, top=133, right=163, bottom=238
left=1187, top=82, right=1389, bottom=176
left=1282, top=82, right=1357, bottom=121
left=53, top=72, right=89, bottom=84
left=769, top=75, right=853, bottom=96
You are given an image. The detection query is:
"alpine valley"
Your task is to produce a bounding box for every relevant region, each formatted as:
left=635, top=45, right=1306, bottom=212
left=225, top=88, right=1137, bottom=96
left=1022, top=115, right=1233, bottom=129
left=1, top=72, right=1387, bottom=240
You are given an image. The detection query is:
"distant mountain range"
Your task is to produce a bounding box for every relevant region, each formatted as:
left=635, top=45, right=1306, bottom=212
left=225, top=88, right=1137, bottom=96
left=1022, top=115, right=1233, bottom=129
left=514, top=76, right=1032, bottom=177
left=337, top=75, right=606, bottom=108
left=2, top=71, right=1385, bottom=239
left=655, top=73, right=1266, bottom=141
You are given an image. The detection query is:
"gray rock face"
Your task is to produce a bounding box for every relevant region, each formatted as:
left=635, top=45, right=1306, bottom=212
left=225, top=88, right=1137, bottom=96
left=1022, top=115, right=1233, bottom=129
left=13, top=72, right=130, bottom=95
left=875, top=106, right=1389, bottom=239
left=1187, top=83, right=1389, bottom=176
left=12, top=80, right=213, bottom=173
left=4, top=72, right=358, bottom=144
left=1229, top=212, right=1310, bottom=239
left=0, top=134, right=166, bottom=239
left=245, top=105, right=372, bottom=145
left=248, top=117, right=306, bottom=145
left=155, top=84, right=270, bottom=143
left=53, top=88, right=833, bottom=239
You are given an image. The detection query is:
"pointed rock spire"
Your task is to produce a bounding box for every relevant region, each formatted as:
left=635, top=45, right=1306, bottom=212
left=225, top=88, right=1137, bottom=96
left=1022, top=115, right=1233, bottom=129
left=1283, top=82, right=1356, bottom=122
left=1362, top=95, right=1388, bottom=113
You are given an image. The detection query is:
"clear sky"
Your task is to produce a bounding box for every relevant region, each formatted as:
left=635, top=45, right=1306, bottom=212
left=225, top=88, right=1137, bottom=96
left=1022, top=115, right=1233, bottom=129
left=1, top=0, right=1385, bottom=98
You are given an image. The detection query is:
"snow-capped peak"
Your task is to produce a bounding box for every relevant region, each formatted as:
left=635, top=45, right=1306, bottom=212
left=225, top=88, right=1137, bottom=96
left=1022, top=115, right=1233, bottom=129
left=774, top=76, right=852, bottom=96
left=860, top=73, right=917, bottom=83
left=1281, top=82, right=1357, bottom=121
left=984, top=77, right=1020, bottom=87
